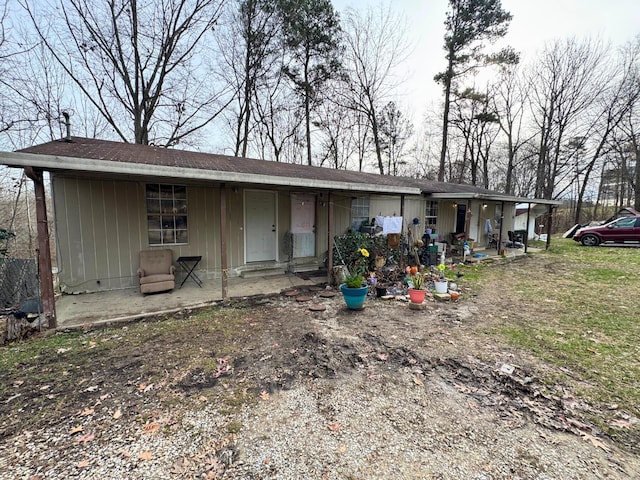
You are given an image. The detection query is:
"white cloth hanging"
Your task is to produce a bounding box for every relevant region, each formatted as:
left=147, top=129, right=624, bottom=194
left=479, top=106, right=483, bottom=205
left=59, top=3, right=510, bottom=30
left=484, top=219, right=493, bottom=234
left=382, top=216, right=403, bottom=235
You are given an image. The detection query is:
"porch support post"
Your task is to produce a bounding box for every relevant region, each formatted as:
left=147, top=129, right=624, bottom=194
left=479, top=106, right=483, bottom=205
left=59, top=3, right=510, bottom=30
left=524, top=203, right=532, bottom=253
left=545, top=205, right=554, bottom=250
left=400, top=194, right=405, bottom=267
left=24, top=167, right=56, bottom=329
left=220, top=184, right=228, bottom=299
left=497, top=201, right=505, bottom=253
left=327, top=191, right=334, bottom=274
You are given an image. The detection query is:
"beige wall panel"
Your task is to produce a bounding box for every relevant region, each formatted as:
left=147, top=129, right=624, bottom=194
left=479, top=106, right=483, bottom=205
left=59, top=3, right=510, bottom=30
left=278, top=192, right=291, bottom=261
left=52, top=176, right=78, bottom=289
left=369, top=196, right=401, bottom=219
left=181, top=186, right=219, bottom=276
left=316, top=196, right=329, bottom=257
left=437, top=201, right=457, bottom=241
left=227, top=188, right=244, bottom=268
left=402, top=197, right=424, bottom=235
left=332, top=195, right=352, bottom=235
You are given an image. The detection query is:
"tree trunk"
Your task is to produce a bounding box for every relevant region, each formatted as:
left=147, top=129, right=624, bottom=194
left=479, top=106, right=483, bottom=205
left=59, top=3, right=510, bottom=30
left=438, top=55, right=454, bottom=182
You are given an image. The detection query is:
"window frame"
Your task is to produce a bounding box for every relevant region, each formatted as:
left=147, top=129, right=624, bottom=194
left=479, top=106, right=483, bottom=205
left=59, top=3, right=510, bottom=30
left=425, top=200, right=438, bottom=231
left=145, top=183, right=189, bottom=246
left=350, top=197, right=370, bottom=232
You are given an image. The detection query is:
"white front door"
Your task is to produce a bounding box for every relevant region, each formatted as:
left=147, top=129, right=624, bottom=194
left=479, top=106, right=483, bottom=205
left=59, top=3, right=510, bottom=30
left=291, top=194, right=315, bottom=258
left=245, top=190, right=277, bottom=262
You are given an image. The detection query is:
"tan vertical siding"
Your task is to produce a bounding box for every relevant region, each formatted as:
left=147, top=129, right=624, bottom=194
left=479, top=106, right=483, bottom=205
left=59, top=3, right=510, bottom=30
left=278, top=192, right=291, bottom=261
left=227, top=188, right=244, bottom=267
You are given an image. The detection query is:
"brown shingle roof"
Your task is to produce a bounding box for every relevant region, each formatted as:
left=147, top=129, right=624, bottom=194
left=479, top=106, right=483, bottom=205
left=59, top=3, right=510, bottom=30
left=16, top=136, right=558, bottom=203
left=19, top=137, right=415, bottom=190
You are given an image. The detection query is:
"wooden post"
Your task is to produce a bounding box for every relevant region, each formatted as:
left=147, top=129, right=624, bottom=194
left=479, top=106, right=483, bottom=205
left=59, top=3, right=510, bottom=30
left=24, top=167, right=56, bottom=328
left=400, top=194, right=405, bottom=267
left=327, top=191, right=334, bottom=274
left=524, top=202, right=532, bottom=253
left=497, top=201, right=505, bottom=254
left=545, top=205, right=554, bottom=250
left=220, top=184, right=228, bottom=299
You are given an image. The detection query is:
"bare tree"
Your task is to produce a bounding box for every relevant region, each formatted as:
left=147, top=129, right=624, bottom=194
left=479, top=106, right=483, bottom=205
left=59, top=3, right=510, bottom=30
left=449, top=87, right=499, bottom=187
left=20, top=0, right=229, bottom=146
left=313, top=82, right=361, bottom=170
left=340, top=4, right=409, bottom=174
left=527, top=37, right=609, bottom=200
left=253, top=58, right=303, bottom=163
left=573, top=39, right=640, bottom=223
left=218, top=0, right=279, bottom=158
left=491, top=66, right=532, bottom=195
left=378, top=101, right=414, bottom=176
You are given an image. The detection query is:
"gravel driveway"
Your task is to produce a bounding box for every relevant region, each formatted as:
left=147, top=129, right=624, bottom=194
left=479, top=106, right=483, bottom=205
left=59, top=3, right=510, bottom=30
left=2, top=260, right=639, bottom=479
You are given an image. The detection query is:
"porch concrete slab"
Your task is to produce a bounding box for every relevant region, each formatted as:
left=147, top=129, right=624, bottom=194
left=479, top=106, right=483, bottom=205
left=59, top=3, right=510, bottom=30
left=55, top=273, right=324, bottom=329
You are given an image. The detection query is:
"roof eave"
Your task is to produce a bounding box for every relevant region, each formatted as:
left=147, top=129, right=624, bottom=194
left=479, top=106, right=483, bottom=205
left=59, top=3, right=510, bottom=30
left=427, top=192, right=562, bottom=206
left=2, top=151, right=421, bottom=196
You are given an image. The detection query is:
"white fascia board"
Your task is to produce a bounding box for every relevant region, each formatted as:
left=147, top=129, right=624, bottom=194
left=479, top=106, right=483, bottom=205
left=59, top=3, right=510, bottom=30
left=427, top=191, right=561, bottom=206
left=1, top=151, right=420, bottom=196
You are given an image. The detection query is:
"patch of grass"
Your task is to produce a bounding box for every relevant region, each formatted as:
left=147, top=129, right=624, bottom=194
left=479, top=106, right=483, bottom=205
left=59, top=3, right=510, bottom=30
left=490, top=238, right=640, bottom=419
left=226, top=420, right=243, bottom=434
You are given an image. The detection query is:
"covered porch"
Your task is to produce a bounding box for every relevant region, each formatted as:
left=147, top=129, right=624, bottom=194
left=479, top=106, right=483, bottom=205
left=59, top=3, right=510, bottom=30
left=55, top=272, right=323, bottom=329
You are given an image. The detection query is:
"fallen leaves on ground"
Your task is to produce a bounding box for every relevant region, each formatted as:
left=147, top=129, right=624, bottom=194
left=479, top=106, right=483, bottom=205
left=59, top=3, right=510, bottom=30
left=69, top=425, right=84, bottom=435
left=76, top=431, right=95, bottom=446
left=138, top=450, right=153, bottom=461
left=260, top=391, right=270, bottom=401
left=327, top=422, right=342, bottom=432
left=142, top=422, right=161, bottom=435
left=113, top=408, right=122, bottom=419
left=580, top=432, right=611, bottom=453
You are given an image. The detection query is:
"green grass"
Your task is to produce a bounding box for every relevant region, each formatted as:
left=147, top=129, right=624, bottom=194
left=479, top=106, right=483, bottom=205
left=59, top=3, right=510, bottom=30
left=474, top=239, right=640, bottom=422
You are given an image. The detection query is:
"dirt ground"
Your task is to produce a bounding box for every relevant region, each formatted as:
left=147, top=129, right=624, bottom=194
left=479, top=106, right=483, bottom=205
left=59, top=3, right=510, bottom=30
left=1, top=256, right=639, bottom=479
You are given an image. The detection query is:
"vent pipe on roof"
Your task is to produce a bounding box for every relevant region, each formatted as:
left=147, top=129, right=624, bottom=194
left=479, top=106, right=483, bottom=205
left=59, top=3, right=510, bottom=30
left=62, top=111, right=71, bottom=142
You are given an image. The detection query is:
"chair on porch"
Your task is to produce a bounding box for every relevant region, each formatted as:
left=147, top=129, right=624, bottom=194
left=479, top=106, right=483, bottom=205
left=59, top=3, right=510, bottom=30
left=137, top=249, right=176, bottom=294
left=506, top=231, right=523, bottom=248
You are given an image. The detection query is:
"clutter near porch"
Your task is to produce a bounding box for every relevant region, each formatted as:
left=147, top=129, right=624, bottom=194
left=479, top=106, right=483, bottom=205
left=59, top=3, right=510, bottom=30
left=332, top=230, right=471, bottom=310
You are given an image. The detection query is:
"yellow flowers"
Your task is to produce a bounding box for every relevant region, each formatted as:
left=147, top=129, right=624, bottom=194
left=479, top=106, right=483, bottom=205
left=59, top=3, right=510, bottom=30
left=359, top=248, right=369, bottom=257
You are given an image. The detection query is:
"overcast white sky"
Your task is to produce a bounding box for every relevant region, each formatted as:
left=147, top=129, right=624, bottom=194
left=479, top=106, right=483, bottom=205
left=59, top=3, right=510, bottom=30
left=334, top=0, right=640, bottom=125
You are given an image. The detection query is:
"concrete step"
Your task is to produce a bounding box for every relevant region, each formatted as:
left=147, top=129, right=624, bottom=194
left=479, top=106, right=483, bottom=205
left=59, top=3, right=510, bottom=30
left=239, top=267, right=287, bottom=279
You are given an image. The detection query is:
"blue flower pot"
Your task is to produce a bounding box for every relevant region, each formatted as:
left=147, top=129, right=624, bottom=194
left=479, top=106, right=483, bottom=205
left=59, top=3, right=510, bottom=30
left=340, top=283, right=368, bottom=310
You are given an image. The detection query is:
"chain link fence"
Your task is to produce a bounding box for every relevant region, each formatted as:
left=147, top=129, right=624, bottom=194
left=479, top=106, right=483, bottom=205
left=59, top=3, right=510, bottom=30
left=1, top=169, right=46, bottom=341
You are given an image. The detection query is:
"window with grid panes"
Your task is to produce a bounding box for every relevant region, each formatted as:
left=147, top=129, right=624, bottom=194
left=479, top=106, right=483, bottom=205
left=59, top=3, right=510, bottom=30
left=146, top=184, right=188, bottom=245
left=350, top=197, right=370, bottom=232
left=425, top=200, right=438, bottom=231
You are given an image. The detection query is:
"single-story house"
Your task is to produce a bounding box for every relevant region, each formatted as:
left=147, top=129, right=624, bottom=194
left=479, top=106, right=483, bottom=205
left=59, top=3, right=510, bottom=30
left=515, top=203, right=548, bottom=240
left=1, top=136, right=561, bottom=327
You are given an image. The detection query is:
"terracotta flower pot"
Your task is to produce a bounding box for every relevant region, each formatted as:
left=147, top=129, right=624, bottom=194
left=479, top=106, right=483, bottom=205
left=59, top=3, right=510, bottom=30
left=408, top=287, right=427, bottom=304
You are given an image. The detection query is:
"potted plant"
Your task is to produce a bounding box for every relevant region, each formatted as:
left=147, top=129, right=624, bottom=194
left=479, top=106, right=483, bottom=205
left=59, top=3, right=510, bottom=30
left=434, top=263, right=449, bottom=294
left=340, top=247, right=370, bottom=310
left=407, top=266, right=427, bottom=304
